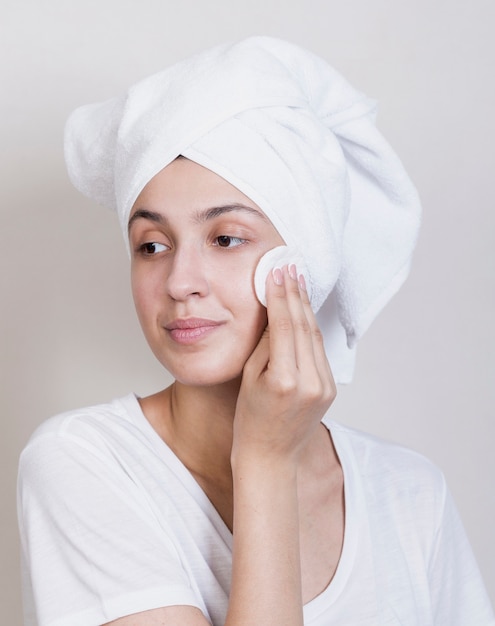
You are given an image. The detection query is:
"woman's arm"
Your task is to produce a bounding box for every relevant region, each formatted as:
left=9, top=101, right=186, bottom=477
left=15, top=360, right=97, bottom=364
left=103, top=606, right=209, bottom=625
left=227, top=265, right=335, bottom=625
left=105, top=265, right=335, bottom=626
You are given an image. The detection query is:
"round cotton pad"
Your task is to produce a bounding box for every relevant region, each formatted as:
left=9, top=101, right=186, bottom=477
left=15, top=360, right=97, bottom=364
left=254, top=245, right=312, bottom=307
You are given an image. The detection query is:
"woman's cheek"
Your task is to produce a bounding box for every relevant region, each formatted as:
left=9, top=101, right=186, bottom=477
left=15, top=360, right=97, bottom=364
left=131, top=270, right=158, bottom=327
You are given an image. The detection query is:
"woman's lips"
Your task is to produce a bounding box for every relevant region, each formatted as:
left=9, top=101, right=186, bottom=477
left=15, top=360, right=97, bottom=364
left=165, top=318, right=224, bottom=345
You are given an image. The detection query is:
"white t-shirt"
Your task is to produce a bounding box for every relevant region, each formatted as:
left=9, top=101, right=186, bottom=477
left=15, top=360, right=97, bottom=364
left=17, top=394, right=495, bottom=626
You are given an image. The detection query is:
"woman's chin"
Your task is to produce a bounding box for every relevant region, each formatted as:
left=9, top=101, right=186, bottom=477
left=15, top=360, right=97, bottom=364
left=175, top=374, right=243, bottom=391
left=162, top=361, right=245, bottom=389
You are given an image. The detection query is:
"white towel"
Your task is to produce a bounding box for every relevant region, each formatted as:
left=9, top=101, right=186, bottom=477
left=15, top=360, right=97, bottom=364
left=65, top=36, right=421, bottom=383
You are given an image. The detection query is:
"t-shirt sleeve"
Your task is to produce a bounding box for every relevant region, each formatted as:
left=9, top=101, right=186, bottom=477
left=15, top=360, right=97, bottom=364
left=428, top=479, right=495, bottom=625
left=18, top=430, right=204, bottom=626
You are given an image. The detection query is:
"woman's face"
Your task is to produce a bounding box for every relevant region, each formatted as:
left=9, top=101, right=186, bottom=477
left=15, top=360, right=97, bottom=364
left=129, top=158, right=284, bottom=386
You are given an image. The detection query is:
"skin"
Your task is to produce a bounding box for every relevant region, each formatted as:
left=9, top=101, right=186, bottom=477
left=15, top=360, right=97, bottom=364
left=104, top=158, right=344, bottom=626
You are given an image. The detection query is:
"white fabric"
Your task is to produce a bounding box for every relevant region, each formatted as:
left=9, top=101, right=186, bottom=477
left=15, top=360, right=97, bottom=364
left=18, top=394, right=494, bottom=626
left=64, top=36, right=422, bottom=383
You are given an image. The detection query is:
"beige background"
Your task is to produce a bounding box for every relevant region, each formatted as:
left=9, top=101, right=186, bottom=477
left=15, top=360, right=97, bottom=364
left=2, top=0, right=494, bottom=621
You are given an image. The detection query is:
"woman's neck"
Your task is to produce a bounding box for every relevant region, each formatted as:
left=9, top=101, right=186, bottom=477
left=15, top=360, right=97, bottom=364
left=140, top=378, right=241, bottom=483
left=139, top=377, right=342, bottom=535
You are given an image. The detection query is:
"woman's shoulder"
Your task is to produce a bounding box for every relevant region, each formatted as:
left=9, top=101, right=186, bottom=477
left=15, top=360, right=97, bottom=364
left=19, top=394, right=146, bottom=473
left=325, top=419, right=452, bottom=552
left=25, top=394, right=138, bottom=442
left=326, top=418, right=447, bottom=502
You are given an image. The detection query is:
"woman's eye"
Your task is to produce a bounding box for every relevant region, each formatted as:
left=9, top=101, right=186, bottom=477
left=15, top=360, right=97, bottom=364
left=139, top=242, right=168, bottom=255
left=214, top=236, right=246, bottom=248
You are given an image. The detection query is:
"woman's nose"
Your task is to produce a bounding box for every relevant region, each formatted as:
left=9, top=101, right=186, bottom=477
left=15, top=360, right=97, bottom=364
left=165, top=246, right=210, bottom=301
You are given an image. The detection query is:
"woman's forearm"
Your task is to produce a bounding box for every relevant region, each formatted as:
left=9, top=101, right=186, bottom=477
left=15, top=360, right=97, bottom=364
left=226, top=455, right=303, bottom=626
left=224, top=266, right=334, bottom=626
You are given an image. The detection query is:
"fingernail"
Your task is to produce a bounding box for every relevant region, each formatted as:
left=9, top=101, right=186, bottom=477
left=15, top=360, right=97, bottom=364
left=272, top=267, right=283, bottom=285
left=298, top=273, right=307, bottom=291
left=288, top=264, right=297, bottom=280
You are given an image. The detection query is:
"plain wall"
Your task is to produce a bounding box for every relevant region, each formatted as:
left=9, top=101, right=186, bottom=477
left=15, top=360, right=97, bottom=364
left=2, top=0, right=494, bottom=621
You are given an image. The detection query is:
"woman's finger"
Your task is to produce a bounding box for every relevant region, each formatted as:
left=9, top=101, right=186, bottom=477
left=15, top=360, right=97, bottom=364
left=263, top=266, right=298, bottom=379
left=297, top=271, right=333, bottom=369
left=286, top=265, right=336, bottom=400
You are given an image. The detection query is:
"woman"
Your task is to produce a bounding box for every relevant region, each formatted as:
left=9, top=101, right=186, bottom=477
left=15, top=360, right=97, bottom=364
left=17, top=37, right=494, bottom=625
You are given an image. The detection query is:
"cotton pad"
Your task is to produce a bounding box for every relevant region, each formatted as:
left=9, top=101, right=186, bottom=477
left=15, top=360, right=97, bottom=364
left=254, top=245, right=312, bottom=307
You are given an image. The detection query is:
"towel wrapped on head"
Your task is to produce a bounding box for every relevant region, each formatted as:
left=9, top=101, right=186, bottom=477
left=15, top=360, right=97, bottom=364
left=64, top=36, right=421, bottom=383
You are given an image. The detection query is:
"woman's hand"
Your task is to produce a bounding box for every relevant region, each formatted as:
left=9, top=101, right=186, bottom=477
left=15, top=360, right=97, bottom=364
left=232, top=263, right=336, bottom=466
left=225, top=264, right=336, bottom=626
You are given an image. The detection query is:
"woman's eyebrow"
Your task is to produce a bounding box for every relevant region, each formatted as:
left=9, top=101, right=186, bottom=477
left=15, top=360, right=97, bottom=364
left=128, top=209, right=166, bottom=234
left=194, top=204, right=268, bottom=223
left=128, top=204, right=268, bottom=233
